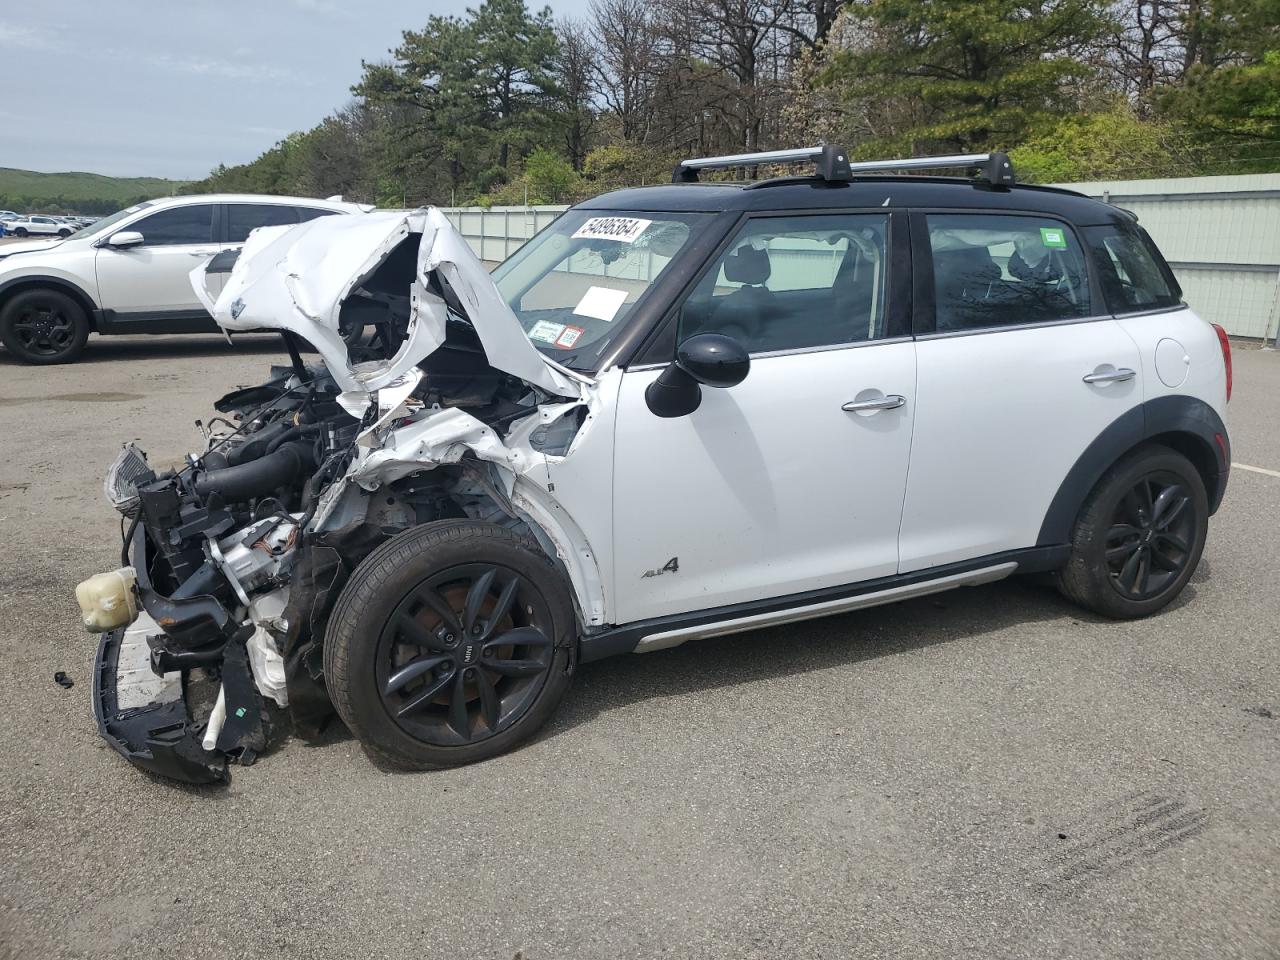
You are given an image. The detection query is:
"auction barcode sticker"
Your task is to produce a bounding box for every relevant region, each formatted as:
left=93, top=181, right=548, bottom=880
left=571, top=217, right=652, bottom=244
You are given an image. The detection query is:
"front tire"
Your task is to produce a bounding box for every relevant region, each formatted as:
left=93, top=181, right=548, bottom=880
left=0, top=288, right=90, bottom=364
left=1056, top=444, right=1208, bottom=619
left=324, top=520, right=577, bottom=769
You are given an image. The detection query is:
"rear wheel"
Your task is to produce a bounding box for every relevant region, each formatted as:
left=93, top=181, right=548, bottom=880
left=0, top=288, right=90, bottom=364
left=324, top=520, right=576, bottom=768
left=1056, top=445, right=1207, bottom=619
left=13, top=227, right=28, bottom=237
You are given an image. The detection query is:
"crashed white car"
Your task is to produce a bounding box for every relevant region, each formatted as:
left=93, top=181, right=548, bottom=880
left=81, top=148, right=1231, bottom=782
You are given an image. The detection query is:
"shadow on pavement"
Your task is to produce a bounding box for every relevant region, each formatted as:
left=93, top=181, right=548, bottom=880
left=545, top=576, right=1086, bottom=741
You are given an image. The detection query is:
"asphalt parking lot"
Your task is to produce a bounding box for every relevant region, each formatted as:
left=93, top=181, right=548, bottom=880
left=1, top=335, right=1277, bottom=960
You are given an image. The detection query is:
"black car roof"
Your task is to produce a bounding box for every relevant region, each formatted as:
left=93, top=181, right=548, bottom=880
left=575, top=176, right=1126, bottom=226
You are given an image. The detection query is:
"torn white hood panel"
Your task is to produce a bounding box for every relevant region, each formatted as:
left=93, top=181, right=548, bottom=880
left=197, top=208, right=581, bottom=399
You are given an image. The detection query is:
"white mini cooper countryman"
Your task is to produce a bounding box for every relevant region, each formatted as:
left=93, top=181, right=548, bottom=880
left=80, top=147, right=1232, bottom=783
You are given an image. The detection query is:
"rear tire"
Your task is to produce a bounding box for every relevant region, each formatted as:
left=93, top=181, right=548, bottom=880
left=13, top=227, right=28, bottom=237
left=0, top=288, right=90, bottom=364
left=324, top=520, right=577, bottom=769
left=1056, top=444, right=1207, bottom=619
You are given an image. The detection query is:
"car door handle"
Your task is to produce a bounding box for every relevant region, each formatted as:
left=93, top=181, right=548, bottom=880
left=842, top=395, right=906, bottom=412
left=1082, top=367, right=1136, bottom=384
left=188, top=249, right=218, bottom=257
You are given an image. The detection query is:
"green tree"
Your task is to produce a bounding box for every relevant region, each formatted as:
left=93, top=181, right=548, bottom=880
left=817, top=0, right=1115, bottom=153
left=1010, top=104, right=1201, bottom=181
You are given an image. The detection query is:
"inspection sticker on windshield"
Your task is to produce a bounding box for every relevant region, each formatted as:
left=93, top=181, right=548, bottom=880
left=572, top=216, right=652, bottom=244
left=1040, top=227, right=1067, bottom=249
left=573, top=286, right=629, bottom=323
left=528, top=320, right=566, bottom=344
left=555, top=325, right=584, bottom=348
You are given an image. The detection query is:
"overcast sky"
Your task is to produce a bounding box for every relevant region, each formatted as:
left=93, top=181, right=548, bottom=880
left=1, top=0, right=589, bottom=181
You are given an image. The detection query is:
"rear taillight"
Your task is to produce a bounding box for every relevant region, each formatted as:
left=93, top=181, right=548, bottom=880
left=1212, top=323, right=1232, bottom=402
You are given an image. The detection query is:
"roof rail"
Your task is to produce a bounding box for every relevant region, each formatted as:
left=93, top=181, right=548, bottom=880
left=672, top=146, right=1016, bottom=187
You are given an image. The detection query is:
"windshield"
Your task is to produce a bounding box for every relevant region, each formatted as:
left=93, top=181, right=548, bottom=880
left=73, top=201, right=156, bottom=241
left=491, top=209, right=714, bottom=370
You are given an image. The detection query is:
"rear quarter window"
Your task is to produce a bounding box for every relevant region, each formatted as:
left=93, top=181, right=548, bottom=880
left=1083, top=223, right=1182, bottom=314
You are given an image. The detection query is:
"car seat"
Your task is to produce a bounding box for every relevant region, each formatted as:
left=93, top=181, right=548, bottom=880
left=710, top=245, right=774, bottom=346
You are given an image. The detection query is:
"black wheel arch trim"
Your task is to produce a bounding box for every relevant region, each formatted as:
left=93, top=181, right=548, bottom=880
left=1037, top=394, right=1229, bottom=548
left=0, top=274, right=99, bottom=328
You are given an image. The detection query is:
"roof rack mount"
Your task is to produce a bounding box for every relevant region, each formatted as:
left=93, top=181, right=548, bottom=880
left=672, top=147, right=1015, bottom=187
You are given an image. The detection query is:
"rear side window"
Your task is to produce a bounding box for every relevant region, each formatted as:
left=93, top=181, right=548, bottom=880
left=1083, top=223, right=1182, bottom=313
left=926, top=214, right=1091, bottom=332
left=295, top=207, right=340, bottom=224
left=225, top=203, right=298, bottom=243
left=132, top=205, right=215, bottom=246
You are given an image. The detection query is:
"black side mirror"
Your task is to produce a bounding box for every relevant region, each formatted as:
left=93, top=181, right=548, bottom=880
left=645, top=333, right=750, bottom=418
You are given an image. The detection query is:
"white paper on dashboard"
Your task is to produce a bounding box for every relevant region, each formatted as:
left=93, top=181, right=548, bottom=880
left=572, top=286, right=629, bottom=323
left=571, top=217, right=652, bottom=243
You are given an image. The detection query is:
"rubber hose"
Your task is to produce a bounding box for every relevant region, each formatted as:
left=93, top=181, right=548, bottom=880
left=193, top=441, right=315, bottom=502
left=265, top=423, right=321, bottom=454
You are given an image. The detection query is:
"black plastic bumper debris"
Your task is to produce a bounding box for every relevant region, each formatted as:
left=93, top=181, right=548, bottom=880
left=93, top=627, right=228, bottom=784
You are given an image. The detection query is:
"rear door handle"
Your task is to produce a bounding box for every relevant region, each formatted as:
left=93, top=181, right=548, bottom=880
left=842, top=394, right=906, bottom=412
left=1082, top=367, right=1136, bottom=384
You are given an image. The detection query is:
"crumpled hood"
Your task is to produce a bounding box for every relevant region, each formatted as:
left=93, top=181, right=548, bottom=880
left=194, top=207, right=581, bottom=399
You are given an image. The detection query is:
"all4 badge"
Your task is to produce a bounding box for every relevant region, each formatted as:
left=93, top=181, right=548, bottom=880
left=642, top=557, right=679, bottom=579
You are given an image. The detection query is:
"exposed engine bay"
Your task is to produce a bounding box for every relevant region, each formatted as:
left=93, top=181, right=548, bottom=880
left=83, top=209, right=602, bottom=783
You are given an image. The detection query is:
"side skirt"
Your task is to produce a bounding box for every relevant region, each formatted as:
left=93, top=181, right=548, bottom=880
left=95, top=308, right=219, bottom=335
left=578, top=545, right=1070, bottom=663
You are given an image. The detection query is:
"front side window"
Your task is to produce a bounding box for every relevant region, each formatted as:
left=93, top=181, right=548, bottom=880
left=1083, top=223, right=1181, bottom=313
left=926, top=213, right=1091, bottom=332
left=226, top=203, right=298, bottom=243
left=678, top=213, right=889, bottom=354
left=491, top=209, right=714, bottom=370
left=132, top=205, right=214, bottom=246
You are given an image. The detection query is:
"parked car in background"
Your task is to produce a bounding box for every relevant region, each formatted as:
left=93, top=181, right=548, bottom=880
left=5, top=214, right=79, bottom=238
left=0, top=193, right=373, bottom=363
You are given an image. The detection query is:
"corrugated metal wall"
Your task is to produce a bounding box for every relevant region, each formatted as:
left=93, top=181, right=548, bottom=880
left=441, top=175, right=1280, bottom=340
left=1053, top=174, right=1280, bottom=340
left=440, top=205, right=568, bottom=265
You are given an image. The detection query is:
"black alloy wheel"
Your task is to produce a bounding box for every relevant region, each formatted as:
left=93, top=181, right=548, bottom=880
left=324, top=520, right=576, bottom=768
left=1104, top=473, right=1197, bottom=601
left=376, top=563, right=556, bottom=746
left=0, top=288, right=90, bottom=364
left=1056, top=444, right=1208, bottom=619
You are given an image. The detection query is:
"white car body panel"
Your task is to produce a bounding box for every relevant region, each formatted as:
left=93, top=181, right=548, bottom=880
left=0, top=237, right=64, bottom=256
left=897, top=320, right=1144, bottom=572
left=1115, top=307, right=1229, bottom=418
left=610, top=342, right=917, bottom=623
left=97, top=224, right=222, bottom=313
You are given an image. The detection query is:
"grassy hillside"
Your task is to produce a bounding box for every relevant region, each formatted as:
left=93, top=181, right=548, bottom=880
left=0, top=168, right=191, bottom=214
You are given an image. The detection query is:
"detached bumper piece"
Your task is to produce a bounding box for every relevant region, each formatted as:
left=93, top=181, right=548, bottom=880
left=93, top=616, right=268, bottom=785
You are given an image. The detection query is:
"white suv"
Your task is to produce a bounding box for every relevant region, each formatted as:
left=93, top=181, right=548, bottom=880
left=82, top=149, right=1233, bottom=783
left=0, top=193, right=371, bottom=364
left=4, top=214, right=79, bottom=238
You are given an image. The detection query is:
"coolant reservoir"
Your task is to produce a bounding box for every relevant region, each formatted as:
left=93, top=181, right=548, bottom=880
left=75, top=567, right=139, bottom=633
